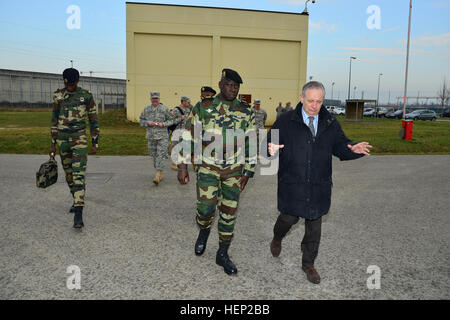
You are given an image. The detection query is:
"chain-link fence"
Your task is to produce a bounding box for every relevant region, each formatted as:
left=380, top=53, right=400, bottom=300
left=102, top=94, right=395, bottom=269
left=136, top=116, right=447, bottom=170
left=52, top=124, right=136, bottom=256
left=0, top=69, right=126, bottom=110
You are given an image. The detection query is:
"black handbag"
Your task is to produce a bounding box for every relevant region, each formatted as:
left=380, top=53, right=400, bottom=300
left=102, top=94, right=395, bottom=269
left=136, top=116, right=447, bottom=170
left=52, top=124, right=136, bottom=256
left=36, top=154, right=58, bottom=188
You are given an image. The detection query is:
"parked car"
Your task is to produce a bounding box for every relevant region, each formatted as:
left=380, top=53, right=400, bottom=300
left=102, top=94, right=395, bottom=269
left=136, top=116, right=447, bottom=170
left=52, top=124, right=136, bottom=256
left=376, top=107, right=393, bottom=118
left=405, top=109, right=437, bottom=121
left=442, top=108, right=450, bottom=117
left=326, top=106, right=339, bottom=114
left=363, top=108, right=375, bottom=117
left=334, top=107, right=345, bottom=115
left=385, top=108, right=412, bottom=119
left=385, top=109, right=398, bottom=119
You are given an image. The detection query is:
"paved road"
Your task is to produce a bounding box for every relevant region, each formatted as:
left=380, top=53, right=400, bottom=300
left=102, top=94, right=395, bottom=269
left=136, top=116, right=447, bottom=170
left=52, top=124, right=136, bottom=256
left=0, top=154, right=449, bottom=300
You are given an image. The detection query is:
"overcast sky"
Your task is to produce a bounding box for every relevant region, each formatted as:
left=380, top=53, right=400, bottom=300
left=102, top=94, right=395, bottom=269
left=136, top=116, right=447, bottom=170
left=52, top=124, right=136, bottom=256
left=1, top=0, right=449, bottom=104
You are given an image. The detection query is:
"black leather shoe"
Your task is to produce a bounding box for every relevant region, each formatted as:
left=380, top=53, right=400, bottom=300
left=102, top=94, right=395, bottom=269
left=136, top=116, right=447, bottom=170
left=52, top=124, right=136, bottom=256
left=195, top=228, right=210, bottom=256
left=302, top=265, right=321, bottom=284
left=73, top=207, right=84, bottom=229
left=270, top=238, right=282, bottom=257
left=216, top=244, right=238, bottom=275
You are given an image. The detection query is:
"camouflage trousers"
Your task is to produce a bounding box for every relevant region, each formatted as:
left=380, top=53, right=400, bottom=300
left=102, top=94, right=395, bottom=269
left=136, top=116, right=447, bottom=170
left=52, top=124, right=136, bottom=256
left=148, top=138, right=169, bottom=171
left=196, top=163, right=243, bottom=244
left=57, top=132, right=88, bottom=207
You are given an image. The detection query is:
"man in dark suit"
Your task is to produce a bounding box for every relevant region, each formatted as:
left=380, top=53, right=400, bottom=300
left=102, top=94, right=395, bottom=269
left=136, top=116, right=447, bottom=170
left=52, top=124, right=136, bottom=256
left=266, top=81, right=372, bottom=284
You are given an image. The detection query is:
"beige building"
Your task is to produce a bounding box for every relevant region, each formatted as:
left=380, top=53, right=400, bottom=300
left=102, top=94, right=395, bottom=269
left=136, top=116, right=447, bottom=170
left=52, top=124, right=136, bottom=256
left=126, top=2, right=309, bottom=125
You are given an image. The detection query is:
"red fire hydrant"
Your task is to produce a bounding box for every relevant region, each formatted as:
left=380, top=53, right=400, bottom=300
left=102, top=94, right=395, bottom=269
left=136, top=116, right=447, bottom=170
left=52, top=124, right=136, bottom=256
left=402, top=120, right=413, bottom=140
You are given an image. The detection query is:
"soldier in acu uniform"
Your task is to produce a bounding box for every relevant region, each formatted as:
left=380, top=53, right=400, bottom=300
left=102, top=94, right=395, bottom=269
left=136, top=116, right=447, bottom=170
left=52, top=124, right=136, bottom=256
left=285, top=101, right=294, bottom=112
left=275, top=102, right=284, bottom=119
left=177, top=69, right=257, bottom=276
left=140, top=92, right=174, bottom=185
left=252, top=99, right=267, bottom=157
left=50, top=68, right=99, bottom=229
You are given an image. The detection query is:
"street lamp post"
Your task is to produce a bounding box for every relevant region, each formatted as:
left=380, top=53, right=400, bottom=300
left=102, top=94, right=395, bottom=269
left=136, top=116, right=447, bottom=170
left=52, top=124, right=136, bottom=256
left=402, top=0, right=413, bottom=120
left=376, top=73, right=383, bottom=117
left=348, top=56, right=357, bottom=100
left=331, top=82, right=335, bottom=100
left=301, top=0, right=316, bottom=15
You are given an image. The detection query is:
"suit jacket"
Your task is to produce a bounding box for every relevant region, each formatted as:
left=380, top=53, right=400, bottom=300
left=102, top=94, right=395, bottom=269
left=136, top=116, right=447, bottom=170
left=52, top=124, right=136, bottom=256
left=267, top=102, right=364, bottom=220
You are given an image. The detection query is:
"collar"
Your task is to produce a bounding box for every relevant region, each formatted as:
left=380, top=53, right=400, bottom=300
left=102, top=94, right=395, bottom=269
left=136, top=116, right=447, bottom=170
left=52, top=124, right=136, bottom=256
left=292, top=102, right=335, bottom=126
left=301, top=107, right=319, bottom=124
left=217, top=93, right=239, bottom=106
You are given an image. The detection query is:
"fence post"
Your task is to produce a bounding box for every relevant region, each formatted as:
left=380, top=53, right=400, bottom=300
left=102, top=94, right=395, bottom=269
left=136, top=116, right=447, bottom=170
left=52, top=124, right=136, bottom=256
left=10, top=74, right=13, bottom=105
left=102, top=93, right=105, bottom=114
left=30, top=75, right=33, bottom=107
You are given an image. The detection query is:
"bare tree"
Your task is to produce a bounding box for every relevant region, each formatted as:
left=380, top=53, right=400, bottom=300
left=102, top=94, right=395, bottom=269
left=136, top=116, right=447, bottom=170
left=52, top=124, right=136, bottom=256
left=437, top=78, right=450, bottom=116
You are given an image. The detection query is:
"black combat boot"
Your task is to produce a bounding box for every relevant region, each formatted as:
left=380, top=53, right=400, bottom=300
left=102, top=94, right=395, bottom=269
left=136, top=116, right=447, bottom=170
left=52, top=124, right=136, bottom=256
left=73, top=207, right=84, bottom=229
left=195, top=228, right=211, bottom=256
left=216, top=243, right=237, bottom=275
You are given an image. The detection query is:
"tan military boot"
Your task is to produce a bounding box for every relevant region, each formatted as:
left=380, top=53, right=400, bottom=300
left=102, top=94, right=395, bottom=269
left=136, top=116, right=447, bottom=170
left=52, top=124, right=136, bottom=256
left=171, top=162, right=178, bottom=171
left=153, top=171, right=163, bottom=185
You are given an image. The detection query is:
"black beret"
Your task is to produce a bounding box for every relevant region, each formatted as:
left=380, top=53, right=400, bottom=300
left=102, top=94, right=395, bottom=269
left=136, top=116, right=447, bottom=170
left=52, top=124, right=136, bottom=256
left=201, top=86, right=217, bottom=95
left=63, top=68, right=80, bottom=84
left=221, top=68, right=243, bottom=84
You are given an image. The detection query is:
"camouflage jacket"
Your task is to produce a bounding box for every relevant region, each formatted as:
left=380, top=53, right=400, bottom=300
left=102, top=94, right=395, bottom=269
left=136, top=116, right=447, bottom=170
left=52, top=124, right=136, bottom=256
left=180, top=94, right=256, bottom=177
left=253, top=108, right=267, bottom=130
left=171, top=105, right=193, bottom=131
left=139, top=103, right=174, bottom=140
left=51, top=87, right=100, bottom=147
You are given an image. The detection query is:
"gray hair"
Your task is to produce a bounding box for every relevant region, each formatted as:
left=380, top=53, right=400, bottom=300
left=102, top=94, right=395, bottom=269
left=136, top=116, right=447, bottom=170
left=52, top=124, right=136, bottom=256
left=302, top=81, right=326, bottom=97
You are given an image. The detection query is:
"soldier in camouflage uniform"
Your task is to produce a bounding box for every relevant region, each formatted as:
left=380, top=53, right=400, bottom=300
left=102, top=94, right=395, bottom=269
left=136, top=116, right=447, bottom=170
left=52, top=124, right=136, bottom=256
left=200, top=86, right=216, bottom=100
left=140, top=92, right=174, bottom=185
left=175, top=87, right=217, bottom=174
left=50, top=68, right=99, bottom=229
left=177, top=69, right=257, bottom=276
left=170, top=96, right=193, bottom=170
left=252, top=99, right=267, bottom=156
left=276, top=102, right=284, bottom=119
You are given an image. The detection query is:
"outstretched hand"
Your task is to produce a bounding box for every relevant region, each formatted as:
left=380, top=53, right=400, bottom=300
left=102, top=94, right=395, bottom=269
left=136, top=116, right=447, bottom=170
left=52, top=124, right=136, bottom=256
left=268, top=143, right=285, bottom=156
left=348, top=142, right=373, bottom=156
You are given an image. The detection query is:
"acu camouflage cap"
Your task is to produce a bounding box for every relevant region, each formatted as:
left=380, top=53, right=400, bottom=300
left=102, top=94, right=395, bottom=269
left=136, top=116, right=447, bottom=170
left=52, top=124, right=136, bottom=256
left=221, top=68, right=243, bottom=84
left=254, top=99, right=261, bottom=104
left=181, top=96, right=191, bottom=102
left=150, top=92, right=160, bottom=99
left=63, top=68, right=80, bottom=84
